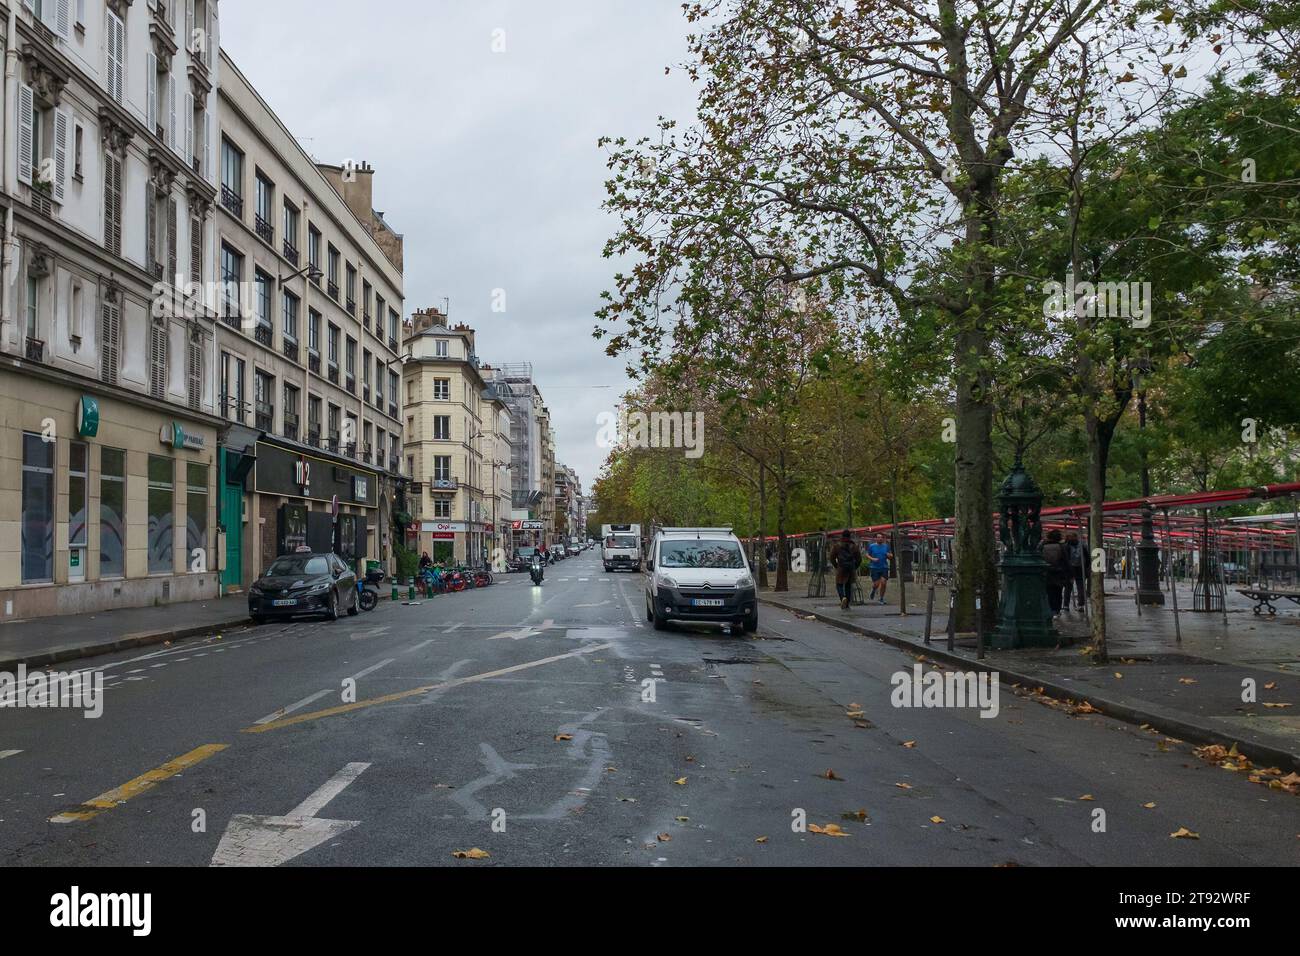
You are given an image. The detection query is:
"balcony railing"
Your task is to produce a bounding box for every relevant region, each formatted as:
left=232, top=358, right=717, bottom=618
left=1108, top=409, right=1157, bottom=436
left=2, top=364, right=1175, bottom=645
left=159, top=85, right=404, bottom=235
left=255, top=404, right=274, bottom=432
left=362, top=385, right=370, bottom=403
left=221, top=311, right=241, bottom=330
left=344, top=443, right=357, bottom=459
left=346, top=376, right=356, bottom=395
left=346, top=299, right=356, bottom=317
left=282, top=339, right=300, bottom=363
left=221, top=184, right=243, bottom=217
left=327, top=434, right=341, bottom=453
left=388, top=403, right=398, bottom=419
left=283, top=415, right=300, bottom=442
left=388, top=336, right=398, bottom=351
left=431, top=478, right=459, bottom=490
left=308, top=352, right=321, bottom=374
left=327, top=281, right=339, bottom=300
left=307, top=429, right=321, bottom=448
left=255, top=215, right=274, bottom=245
left=363, top=312, right=372, bottom=329
left=254, top=324, right=273, bottom=348
left=25, top=337, right=45, bottom=363
left=327, top=364, right=339, bottom=385
left=362, top=444, right=373, bottom=464
left=389, top=457, right=400, bottom=474
left=283, top=239, right=299, bottom=266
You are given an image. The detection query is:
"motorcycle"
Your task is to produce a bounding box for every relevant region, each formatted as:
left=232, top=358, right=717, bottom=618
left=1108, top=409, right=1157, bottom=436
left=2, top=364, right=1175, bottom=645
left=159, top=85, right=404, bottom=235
left=529, top=556, right=544, bottom=586
left=358, top=568, right=384, bottom=612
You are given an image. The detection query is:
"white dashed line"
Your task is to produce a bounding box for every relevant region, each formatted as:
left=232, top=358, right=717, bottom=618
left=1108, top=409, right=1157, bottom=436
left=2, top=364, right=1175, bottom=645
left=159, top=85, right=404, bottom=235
left=0, top=750, right=22, bottom=760
left=350, top=658, right=395, bottom=681
left=253, top=689, right=333, bottom=726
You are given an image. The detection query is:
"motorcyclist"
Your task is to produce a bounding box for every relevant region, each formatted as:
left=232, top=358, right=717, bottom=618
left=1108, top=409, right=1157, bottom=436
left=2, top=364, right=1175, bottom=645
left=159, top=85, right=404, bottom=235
left=530, top=547, right=545, bottom=584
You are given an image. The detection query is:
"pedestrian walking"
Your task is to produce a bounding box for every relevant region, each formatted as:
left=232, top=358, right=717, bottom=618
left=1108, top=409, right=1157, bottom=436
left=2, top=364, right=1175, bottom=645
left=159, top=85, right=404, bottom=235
left=1042, top=529, right=1070, bottom=619
left=830, top=531, right=862, bottom=610
left=867, top=533, right=892, bottom=605
left=1065, top=532, right=1086, bottom=611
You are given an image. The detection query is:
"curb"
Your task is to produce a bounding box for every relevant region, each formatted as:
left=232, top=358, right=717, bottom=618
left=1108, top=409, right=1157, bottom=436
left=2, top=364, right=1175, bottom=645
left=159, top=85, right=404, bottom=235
left=0, top=615, right=255, bottom=671
left=761, top=595, right=1300, bottom=773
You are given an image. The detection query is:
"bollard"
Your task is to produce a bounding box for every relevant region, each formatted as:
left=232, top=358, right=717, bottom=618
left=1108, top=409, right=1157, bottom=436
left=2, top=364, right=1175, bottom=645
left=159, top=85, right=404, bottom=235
left=924, top=585, right=935, bottom=645
left=391, top=579, right=398, bottom=602
left=946, top=586, right=957, bottom=652
left=408, top=577, right=416, bottom=601
left=425, top=577, right=434, bottom=599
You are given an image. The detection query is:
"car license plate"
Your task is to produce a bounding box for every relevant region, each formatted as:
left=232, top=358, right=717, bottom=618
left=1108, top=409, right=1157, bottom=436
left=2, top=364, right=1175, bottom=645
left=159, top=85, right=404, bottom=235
left=272, top=599, right=297, bottom=607
left=691, top=598, right=724, bottom=607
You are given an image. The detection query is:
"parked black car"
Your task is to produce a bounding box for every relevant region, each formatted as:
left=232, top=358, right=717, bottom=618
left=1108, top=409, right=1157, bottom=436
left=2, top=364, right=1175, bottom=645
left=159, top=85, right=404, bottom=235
left=249, top=552, right=359, bottom=623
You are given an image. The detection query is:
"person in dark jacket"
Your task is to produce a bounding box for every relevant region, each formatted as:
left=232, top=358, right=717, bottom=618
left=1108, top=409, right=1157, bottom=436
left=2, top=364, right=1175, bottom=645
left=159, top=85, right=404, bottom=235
left=830, top=532, right=862, bottom=610
left=1065, top=532, right=1086, bottom=611
left=1042, top=529, right=1070, bottom=619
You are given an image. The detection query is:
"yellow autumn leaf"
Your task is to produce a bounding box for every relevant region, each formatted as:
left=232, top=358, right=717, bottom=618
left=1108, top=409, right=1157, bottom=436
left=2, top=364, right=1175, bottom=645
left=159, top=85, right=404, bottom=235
left=453, top=848, right=491, bottom=859
left=554, top=733, right=573, bottom=741
left=902, top=740, right=916, bottom=748
left=1264, top=682, right=1277, bottom=690
left=930, top=815, right=945, bottom=824
left=809, top=823, right=850, bottom=837
left=1263, top=702, right=1292, bottom=709
left=673, top=777, right=687, bottom=786
left=755, top=836, right=768, bottom=844
left=1114, top=673, right=1123, bottom=679
left=1178, top=678, right=1197, bottom=685
left=1079, top=794, right=1094, bottom=801
left=657, top=832, right=672, bottom=842
left=1170, top=827, right=1200, bottom=839
left=895, top=782, right=913, bottom=790
left=675, top=816, right=689, bottom=823
left=1143, top=802, right=1156, bottom=809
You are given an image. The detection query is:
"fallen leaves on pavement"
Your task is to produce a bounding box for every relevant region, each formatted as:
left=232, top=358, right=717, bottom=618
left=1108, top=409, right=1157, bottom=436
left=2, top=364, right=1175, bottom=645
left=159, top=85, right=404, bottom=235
left=842, top=809, right=869, bottom=822
left=1170, top=827, right=1199, bottom=840
left=553, top=733, right=573, bottom=741
left=1193, top=743, right=1299, bottom=795
left=821, top=769, right=843, bottom=781
left=453, top=848, right=491, bottom=859
left=929, top=815, right=945, bottom=824
left=673, top=777, right=687, bottom=786
left=808, top=823, right=850, bottom=837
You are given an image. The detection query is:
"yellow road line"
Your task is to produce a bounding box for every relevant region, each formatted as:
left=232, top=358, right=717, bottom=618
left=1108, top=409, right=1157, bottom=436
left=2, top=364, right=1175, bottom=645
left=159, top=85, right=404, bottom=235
left=50, top=743, right=229, bottom=824
left=245, top=642, right=614, bottom=734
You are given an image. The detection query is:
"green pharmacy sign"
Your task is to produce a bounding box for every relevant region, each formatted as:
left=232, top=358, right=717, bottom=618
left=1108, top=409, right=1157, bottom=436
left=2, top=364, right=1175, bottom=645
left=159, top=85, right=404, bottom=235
left=77, top=396, right=100, bottom=437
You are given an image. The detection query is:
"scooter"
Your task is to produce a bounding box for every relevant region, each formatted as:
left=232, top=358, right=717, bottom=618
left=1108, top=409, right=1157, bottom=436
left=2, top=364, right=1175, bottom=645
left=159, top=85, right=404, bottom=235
left=358, top=568, right=384, bottom=612
left=529, top=555, right=544, bottom=586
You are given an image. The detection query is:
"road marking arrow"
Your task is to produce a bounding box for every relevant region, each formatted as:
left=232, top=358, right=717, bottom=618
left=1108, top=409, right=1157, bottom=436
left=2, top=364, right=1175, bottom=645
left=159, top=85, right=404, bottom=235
left=211, top=762, right=370, bottom=867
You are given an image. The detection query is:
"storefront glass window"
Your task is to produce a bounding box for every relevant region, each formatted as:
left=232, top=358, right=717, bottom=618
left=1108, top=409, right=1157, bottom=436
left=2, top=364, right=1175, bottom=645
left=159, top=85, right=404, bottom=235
left=21, top=433, right=54, bottom=583
left=69, top=442, right=88, bottom=549
left=100, top=448, right=126, bottom=578
left=148, top=455, right=174, bottom=574
left=186, top=463, right=209, bottom=572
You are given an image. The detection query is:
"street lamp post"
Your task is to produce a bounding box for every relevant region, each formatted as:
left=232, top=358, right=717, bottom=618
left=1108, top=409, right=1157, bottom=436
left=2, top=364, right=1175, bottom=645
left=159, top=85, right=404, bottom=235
left=1132, top=357, right=1165, bottom=606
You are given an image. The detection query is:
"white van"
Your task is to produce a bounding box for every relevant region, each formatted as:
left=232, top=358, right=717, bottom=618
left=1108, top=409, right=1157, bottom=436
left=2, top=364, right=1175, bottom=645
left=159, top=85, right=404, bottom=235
left=602, top=524, right=642, bottom=572
left=644, top=528, right=757, bottom=633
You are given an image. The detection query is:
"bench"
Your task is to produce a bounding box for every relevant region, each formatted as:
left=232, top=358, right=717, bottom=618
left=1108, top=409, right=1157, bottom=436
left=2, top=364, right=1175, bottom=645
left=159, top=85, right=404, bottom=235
left=1236, top=587, right=1300, bottom=616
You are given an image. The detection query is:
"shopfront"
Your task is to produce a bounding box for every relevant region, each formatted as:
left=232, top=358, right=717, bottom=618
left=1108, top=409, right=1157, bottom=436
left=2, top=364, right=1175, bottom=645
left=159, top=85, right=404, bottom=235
left=252, top=440, right=380, bottom=576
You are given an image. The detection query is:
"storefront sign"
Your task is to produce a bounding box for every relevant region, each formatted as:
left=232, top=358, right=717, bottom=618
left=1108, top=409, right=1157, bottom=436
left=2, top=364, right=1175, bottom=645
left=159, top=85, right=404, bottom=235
left=352, top=476, right=368, bottom=502
left=77, top=396, right=100, bottom=438
left=160, top=422, right=205, bottom=451
left=420, top=521, right=467, bottom=534
left=511, top=520, right=545, bottom=531
left=294, top=457, right=311, bottom=494
left=431, top=532, right=456, bottom=540
left=255, top=442, right=377, bottom=508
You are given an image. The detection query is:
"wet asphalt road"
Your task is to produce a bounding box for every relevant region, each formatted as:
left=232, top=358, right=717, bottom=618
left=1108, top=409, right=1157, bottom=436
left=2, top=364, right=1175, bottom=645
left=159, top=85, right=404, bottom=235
left=1, top=551, right=1295, bottom=866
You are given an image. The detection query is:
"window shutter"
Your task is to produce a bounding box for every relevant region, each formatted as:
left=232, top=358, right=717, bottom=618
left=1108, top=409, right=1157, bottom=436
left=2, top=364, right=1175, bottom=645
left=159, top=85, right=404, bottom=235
left=187, top=337, right=202, bottom=410
left=104, top=154, right=122, bottom=255
left=184, top=91, right=194, bottom=165
left=168, top=199, right=178, bottom=283
left=53, top=109, right=69, bottom=202
left=150, top=325, right=168, bottom=399
left=110, top=13, right=125, bottom=103
left=146, top=184, right=157, bottom=271
left=190, top=215, right=202, bottom=284
left=101, top=302, right=120, bottom=385
left=168, top=74, right=177, bottom=153
left=147, top=53, right=158, bottom=132
left=17, top=84, right=34, bottom=186
left=54, top=0, right=72, bottom=40
left=203, top=109, right=211, bottom=181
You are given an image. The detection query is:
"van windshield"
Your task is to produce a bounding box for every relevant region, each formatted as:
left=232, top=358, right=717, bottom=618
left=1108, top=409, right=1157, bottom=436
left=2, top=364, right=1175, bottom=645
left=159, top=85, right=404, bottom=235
left=607, top=535, right=637, bottom=549
left=659, top=540, right=745, bottom=569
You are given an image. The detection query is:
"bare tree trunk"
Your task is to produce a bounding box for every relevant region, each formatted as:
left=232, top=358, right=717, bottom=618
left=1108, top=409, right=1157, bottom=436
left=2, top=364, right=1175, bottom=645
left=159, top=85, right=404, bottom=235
left=1085, top=411, right=1109, bottom=662
left=953, top=326, right=997, bottom=631
left=757, top=461, right=768, bottom=590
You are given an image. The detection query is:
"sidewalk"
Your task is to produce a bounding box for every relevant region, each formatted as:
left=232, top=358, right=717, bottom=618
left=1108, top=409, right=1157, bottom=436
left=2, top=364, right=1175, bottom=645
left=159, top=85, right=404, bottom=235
left=0, top=595, right=253, bottom=671
left=760, top=577, right=1300, bottom=772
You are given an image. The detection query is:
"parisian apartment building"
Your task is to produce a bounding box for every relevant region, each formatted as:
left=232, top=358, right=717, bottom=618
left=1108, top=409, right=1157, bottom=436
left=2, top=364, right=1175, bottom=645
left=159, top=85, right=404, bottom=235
left=0, top=0, right=223, bottom=620
left=489, top=362, right=557, bottom=550
left=401, top=307, right=511, bottom=567
left=214, top=49, right=404, bottom=590
left=0, top=0, right=407, bottom=621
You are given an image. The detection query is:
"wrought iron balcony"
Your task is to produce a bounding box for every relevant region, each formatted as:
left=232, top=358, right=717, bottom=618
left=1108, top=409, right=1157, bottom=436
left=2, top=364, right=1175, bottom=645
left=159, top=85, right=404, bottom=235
left=363, top=385, right=370, bottom=403
left=25, top=337, right=45, bottom=363
left=282, top=339, right=300, bottom=363
left=327, top=364, right=339, bottom=385
left=388, top=403, right=398, bottom=420
left=389, top=457, right=401, bottom=474
left=308, top=352, right=321, bottom=374
left=307, top=429, right=321, bottom=447
left=283, top=415, right=300, bottom=442
left=255, top=215, right=274, bottom=245
left=255, top=404, right=274, bottom=432
left=327, top=281, right=339, bottom=300
left=221, top=184, right=243, bottom=217
left=346, top=376, right=356, bottom=395
left=254, top=324, right=273, bottom=348
left=283, top=239, right=299, bottom=266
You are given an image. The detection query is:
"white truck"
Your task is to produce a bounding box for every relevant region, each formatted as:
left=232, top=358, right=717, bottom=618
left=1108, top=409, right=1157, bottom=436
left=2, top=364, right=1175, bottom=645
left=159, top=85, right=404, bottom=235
left=601, top=523, right=642, bottom=572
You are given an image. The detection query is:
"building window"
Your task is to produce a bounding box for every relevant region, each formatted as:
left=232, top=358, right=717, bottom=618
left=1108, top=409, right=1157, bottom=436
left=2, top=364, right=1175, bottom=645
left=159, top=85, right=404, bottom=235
left=283, top=384, right=300, bottom=438
left=254, top=171, right=274, bottom=243
left=25, top=273, right=39, bottom=342
left=21, top=433, right=55, bottom=583
left=388, top=308, right=399, bottom=344
left=255, top=370, right=274, bottom=431
left=308, top=225, right=321, bottom=281
left=221, top=137, right=244, bottom=214
left=345, top=263, right=357, bottom=312
left=328, top=404, right=341, bottom=447
left=186, top=463, right=208, bottom=572
left=434, top=455, right=451, bottom=481
left=433, top=378, right=449, bottom=401
left=434, top=498, right=451, bottom=519
left=327, top=324, right=340, bottom=367
left=147, top=455, right=174, bottom=574
left=105, top=9, right=125, bottom=103
left=308, top=395, right=322, bottom=443
left=435, top=339, right=448, bottom=358
left=221, top=244, right=243, bottom=320
left=103, top=153, right=123, bottom=255
left=326, top=245, right=340, bottom=296
left=346, top=337, right=356, bottom=378
left=308, top=309, right=321, bottom=354
left=389, top=371, right=399, bottom=410
left=282, top=289, right=299, bottom=342
left=283, top=201, right=300, bottom=257
left=255, top=270, right=273, bottom=333
left=100, top=447, right=126, bottom=578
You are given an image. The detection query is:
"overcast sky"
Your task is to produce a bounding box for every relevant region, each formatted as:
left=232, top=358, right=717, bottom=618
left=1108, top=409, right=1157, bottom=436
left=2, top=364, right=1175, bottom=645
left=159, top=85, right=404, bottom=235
left=221, top=0, right=696, bottom=493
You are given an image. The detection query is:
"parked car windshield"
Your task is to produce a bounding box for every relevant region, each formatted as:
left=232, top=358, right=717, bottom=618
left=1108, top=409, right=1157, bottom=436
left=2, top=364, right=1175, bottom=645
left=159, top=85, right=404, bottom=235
left=266, top=555, right=330, bottom=577
left=659, top=540, right=745, bottom=569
